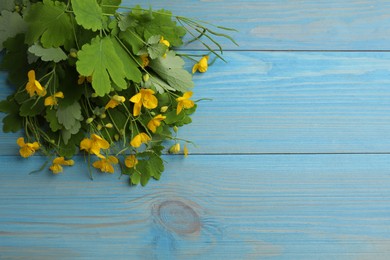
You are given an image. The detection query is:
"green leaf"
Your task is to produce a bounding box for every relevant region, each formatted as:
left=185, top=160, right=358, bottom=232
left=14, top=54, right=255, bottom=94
left=58, top=130, right=84, bottom=157
left=28, top=43, right=67, bottom=62
left=119, top=28, right=144, bottom=54
left=24, top=0, right=74, bottom=48
left=0, top=0, right=15, bottom=12
left=112, top=37, right=142, bottom=83
left=130, top=172, right=140, bottom=185
left=0, top=10, right=27, bottom=51
left=147, top=153, right=164, bottom=180
left=0, top=34, right=30, bottom=86
left=100, top=0, right=121, bottom=15
left=45, top=108, right=62, bottom=132
left=76, top=36, right=128, bottom=96
left=147, top=43, right=167, bottom=60
left=56, top=101, right=83, bottom=130
left=130, top=8, right=186, bottom=47
left=0, top=98, right=19, bottom=114
left=2, top=114, right=23, bottom=132
left=140, top=171, right=151, bottom=186
left=56, top=69, right=84, bottom=107
left=118, top=13, right=137, bottom=31
left=149, top=74, right=175, bottom=93
left=149, top=51, right=194, bottom=92
left=72, top=0, right=104, bottom=31
left=19, top=99, right=45, bottom=116
left=61, top=120, right=81, bottom=144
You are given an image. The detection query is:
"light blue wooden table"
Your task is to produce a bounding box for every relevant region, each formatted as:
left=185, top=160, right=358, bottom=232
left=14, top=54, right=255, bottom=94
left=2, top=1, right=390, bottom=259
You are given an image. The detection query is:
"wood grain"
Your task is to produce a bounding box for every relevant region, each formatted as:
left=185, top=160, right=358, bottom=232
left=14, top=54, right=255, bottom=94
left=136, top=0, right=390, bottom=50
left=1, top=0, right=390, bottom=259
left=2, top=52, right=390, bottom=155
left=1, top=154, right=390, bottom=259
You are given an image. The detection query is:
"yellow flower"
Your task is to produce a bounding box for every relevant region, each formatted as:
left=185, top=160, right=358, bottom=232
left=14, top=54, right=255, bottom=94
left=184, top=145, right=189, bottom=157
left=78, top=75, right=92, bottom=85
left=176, top=91, right=195, bottom=114
left=147, top=114, right=166, bottom=133
left=160, top=36, right=170, bottom=47
left=125, top=155, right=138, bottom=168
left=80, top=134, right=110, bottom=157
left=17, top=137, right=40, bottom=158
left=192, top=56, right=209, bottom=74
left=140, top=54, right=149, bottom=68
left=49, top=163, right=63, bottom=174
left=49, top=157, right=75, bottom=174
left=129, top=89, right=158, bottom=116
left=25, top=70, right=47, bottom=97
left=130, top=133, right=151, bottom=148
left=169, top=143, right=180, bottom=154
left=92, top=156, right=118, bottom=174
left=105, top=95, right=126, bottom=109
left=44, top=92, right=64, bottom=107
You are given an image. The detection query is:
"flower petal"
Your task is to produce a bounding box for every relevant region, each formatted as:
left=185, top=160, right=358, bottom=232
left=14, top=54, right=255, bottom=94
left=16, top=137, right=25, bottom=147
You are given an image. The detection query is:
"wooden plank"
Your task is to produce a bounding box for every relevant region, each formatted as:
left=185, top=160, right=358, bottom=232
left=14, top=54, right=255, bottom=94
left=2, top=52, right=390, bottom=155
left=134, top=0, right=390, bottom=50
left=1, top=154, right=390, bottom=258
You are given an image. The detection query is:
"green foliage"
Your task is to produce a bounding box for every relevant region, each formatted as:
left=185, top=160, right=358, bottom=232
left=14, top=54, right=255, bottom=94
left=129, top=7, right=186, bottom=47
left=0, top=10, right=27, bottom=51
left=28, top=43, right=67, bottom=62
left=0, top=0, right=233, bottom=186
left=0, top=0, right=15, bottom=12
left=0, top=34, right=30, bottom=86
left=149, top=51, right=194, bottom=92
left=45, top=108, right=62, bottom=132
left=24, top=0, right=74, bottom=48
left=19, top=98, right=45, bottom=116
left=111, top=37, right=142, bottom=83
left=100, top=0, right=121, bottom=14
left=72, top=0, right=104, bottom=32
left=56, top=101, right=83, bottom=130
left=76, top=36, right=128, bottom=96
left=0, top=99, right=23, bottom=132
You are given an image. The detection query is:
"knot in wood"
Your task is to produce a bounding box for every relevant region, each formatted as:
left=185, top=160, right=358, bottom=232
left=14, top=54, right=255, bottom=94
left=153, top=200, right=201, bottom=235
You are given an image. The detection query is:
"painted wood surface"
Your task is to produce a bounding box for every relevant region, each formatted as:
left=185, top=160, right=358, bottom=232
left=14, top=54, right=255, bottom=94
left=1, top=155, right=390, bottom=259
left=2, top=0, right=390, bottom=259
left=3, top=52, right=390, bottom=155
left=142, top=0, right=390, bottom=50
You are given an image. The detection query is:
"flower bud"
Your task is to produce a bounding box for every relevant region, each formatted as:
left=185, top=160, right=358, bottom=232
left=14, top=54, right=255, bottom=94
left=69, top=49, right=78, bottom=58
left=120, top=129, right=125, bottom=136
left=143, top=74, right=150, bottom=82
left=173, top=126, right=178, bottom=133
left=86, top=118, right=94, bottom=124
left=100, top=113, right=106, bottom=119
left=91, top=93, right=98, bottom=98
left=160, top=106, right=168, bottom=113
left=97, top=124, right=102, bottom=131
left=114, top=134, right=120, bottom=141
left=105, top=123, right=113, bottom=129
left=169, top=143, right=180, bottom=154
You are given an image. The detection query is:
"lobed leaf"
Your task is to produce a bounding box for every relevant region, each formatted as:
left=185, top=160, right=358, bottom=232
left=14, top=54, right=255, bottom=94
left=24, top=0, right=74, bottom=48
left=56, top=101, right=83, bottom=130
left=28, top=43, right=67, bottom=62
left=76, top=36, right=128, bottom=96
left=149, top=51, right=194, bottom=92
left=72, top=0, right=104, bottom=32
left=0, top=10, right=27, bottom=51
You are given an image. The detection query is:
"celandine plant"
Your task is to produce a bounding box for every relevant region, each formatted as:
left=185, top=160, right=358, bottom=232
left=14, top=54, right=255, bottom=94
left=0, top=0, right=236, bottom=186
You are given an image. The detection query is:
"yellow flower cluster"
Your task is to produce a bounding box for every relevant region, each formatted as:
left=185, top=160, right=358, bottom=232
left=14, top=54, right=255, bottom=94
left=25, top=70, right=65, bottom=108
left=16, top=53, right=208, bottom=177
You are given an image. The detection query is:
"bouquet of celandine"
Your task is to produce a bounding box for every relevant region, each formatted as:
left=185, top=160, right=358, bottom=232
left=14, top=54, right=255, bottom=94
left=0, top=0, right=235, bottom=185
